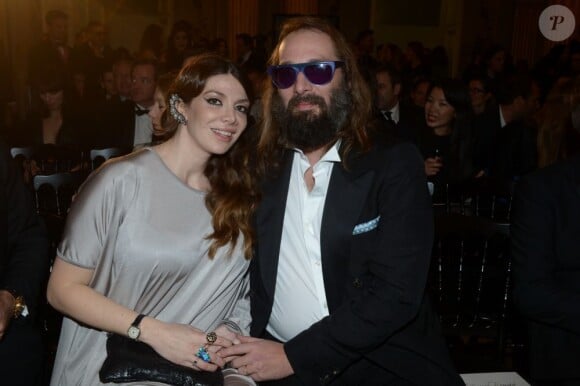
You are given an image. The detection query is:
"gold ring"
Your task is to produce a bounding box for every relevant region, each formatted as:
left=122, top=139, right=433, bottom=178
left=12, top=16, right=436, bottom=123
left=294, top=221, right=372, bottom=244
left=206, top=331, right=217, bottom=344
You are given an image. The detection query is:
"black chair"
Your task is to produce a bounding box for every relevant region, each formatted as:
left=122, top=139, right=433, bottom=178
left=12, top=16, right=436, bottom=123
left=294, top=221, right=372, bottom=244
left=429, top=214, right=512, bottom=367
left=90, top=147, right=129, bottom=170
left=10, top=146, right=35, bottom=160
left=444, top=178, right=515, bottom=221
left=32, top=172, right=81, bottom=217
left=9, top=146, right=38, bottom=184
left=34, top=144, right=83, bottom=175
left=32, top=171, right=82, bottom=379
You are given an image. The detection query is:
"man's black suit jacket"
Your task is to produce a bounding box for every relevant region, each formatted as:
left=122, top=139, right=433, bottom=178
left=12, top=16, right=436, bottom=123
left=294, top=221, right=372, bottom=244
left=472, top=106, right=537, bottom=179
left=512, top=156, right=580, bottom=382
left=0, top=140, right=48, bottom=384
left=93, top=97, right=135, bottom=149
left=251, top=141, right=462, bottom=385
left=375, top=104, right=424, bottom=145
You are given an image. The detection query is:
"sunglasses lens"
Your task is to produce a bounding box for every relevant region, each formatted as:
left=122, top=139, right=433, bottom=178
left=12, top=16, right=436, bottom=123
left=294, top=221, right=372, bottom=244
left=304, top=63, right=334, bottom=85
left=271, top=66, right=297, bottom=89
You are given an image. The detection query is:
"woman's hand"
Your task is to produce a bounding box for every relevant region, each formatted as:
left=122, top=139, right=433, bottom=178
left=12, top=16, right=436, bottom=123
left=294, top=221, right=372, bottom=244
left=139, top=317, right=234, bottom=371
left=424, top=157, right=443, bottom=176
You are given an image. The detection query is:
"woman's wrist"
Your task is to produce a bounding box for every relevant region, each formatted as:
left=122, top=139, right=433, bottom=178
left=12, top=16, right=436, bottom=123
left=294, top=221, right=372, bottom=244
left=136, top=316, right=159, bottom=345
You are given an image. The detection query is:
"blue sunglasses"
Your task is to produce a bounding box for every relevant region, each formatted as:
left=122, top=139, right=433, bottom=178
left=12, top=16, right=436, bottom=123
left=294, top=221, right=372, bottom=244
left=267, top=61, right=345, bottom=89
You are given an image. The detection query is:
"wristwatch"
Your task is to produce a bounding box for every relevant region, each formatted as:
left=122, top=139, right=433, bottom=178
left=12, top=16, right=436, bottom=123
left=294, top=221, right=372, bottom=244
left=3, top=289, right=28, bottom=319
left=127, top=314, right=146, bottom=340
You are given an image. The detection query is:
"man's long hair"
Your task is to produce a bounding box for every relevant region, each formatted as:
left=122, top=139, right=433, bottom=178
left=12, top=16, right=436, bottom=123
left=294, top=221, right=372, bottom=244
left=257, top=17, right=373, bottom=173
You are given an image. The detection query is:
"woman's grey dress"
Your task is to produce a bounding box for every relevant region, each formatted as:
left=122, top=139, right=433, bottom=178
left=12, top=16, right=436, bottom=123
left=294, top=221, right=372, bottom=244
left=50, top=148, right=251, bottom=386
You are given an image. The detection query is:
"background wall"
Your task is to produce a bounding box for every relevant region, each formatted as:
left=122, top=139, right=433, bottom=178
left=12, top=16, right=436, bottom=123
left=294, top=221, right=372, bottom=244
left=1, top=0, right=578, bottom=118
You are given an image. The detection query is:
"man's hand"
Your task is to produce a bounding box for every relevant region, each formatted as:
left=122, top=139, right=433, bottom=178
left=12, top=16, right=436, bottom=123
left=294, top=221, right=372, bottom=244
left=0, top=290, right=15, bottom=340
left=218, top=336, right=294, bottom=382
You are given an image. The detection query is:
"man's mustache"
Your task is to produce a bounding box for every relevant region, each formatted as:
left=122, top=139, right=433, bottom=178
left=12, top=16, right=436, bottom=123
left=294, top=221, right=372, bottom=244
left=287, top=94, right=327, bottom=111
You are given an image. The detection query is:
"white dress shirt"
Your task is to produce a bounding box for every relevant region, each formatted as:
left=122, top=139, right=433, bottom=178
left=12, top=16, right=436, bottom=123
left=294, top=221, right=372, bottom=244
left=267, top=142, right=341, bottom=342
left=389, top=102, right=400, bottom=124
left=133, top=104, right=153, bottom=147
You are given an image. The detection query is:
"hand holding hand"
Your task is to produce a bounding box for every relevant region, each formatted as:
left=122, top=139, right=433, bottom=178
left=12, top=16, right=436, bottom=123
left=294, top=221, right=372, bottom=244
left=139, top=317, right=233, bottom=371
left=218, top=336, right=294, bottom=382
left=214, top=323, right=241, bottom=345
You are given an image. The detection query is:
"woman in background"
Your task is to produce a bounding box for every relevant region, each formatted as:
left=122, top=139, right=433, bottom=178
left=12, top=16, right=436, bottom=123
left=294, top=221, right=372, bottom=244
left=419, top=78, right=474, bottom=201
left=163, top=20, right=194, bottom=72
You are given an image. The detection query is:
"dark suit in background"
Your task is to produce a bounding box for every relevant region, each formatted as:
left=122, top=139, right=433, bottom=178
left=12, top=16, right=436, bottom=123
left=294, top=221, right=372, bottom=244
left=512, top=156, right=580, bottom=386
left=251, top=141, right=463, bottom=386
left=0, top=140, right=49, bottom=386
left=472, top=105, right=537, bottom=180
left=92, top=96, right=136, bottom=149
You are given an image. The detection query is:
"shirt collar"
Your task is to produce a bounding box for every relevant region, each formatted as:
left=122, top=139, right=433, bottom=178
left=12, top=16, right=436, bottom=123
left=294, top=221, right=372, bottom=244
left=293, top=140, right=342, bottom=167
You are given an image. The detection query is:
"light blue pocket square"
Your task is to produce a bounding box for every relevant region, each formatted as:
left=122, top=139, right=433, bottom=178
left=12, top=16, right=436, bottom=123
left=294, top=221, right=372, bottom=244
left=352, top=215, right=381, bottom=235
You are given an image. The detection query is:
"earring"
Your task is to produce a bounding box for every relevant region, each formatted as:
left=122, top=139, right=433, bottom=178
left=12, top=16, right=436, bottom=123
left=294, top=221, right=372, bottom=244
left=169, top=93, right=187, bottom=125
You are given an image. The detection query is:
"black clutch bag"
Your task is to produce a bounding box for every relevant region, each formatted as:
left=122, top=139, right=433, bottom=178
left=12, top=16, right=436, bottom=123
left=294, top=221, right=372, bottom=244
left=99, top=333, right=224, bottom=386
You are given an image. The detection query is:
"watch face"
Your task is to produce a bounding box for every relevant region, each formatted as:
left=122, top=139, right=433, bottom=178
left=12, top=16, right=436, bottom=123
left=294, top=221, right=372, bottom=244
left=127, top=326, right=140, bottom=340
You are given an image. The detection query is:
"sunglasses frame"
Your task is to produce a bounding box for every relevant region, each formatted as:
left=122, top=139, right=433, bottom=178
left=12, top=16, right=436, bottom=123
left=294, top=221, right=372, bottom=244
left=267, top=60, right=345, bottom=89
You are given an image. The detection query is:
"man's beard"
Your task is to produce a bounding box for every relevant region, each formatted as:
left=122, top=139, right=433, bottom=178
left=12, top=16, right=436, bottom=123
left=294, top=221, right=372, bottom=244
left=271, top=83, right=351, bottom=153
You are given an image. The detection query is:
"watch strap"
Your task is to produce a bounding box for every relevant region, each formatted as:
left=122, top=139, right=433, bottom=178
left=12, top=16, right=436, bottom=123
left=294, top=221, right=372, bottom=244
left=131, top=314, right=146, bottom=328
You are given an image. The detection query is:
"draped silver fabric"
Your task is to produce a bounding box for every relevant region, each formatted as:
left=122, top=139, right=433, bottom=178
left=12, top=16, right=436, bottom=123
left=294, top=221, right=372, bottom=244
left=50, top=148, right=250, bottom=386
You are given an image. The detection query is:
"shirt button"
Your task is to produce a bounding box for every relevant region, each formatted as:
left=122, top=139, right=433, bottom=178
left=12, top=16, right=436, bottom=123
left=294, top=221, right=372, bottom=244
left=353, top=278, right=363, bottom=288
left=323, top=302, right=328, bottom=309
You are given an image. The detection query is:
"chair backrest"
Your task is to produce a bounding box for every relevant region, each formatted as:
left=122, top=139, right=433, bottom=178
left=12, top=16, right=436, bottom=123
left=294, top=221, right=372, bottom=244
left=90, top=148, right=129, bottom=170
left=445, top=177, right=515, bottom=221
left=31, top=144, right=83, bottom=175
left=429, top=214, right=511, bottom=337
left=32, top=172, right=81, bottom=216
left=10, top=146, right=35, bottom=160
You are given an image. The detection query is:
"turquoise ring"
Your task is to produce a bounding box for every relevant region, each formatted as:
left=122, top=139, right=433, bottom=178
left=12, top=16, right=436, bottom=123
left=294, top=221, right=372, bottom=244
left=196, top=346, right=211, bottom=362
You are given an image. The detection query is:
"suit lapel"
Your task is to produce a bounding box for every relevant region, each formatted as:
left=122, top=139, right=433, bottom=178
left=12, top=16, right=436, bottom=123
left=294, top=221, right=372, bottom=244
left=256, top=151, right=293, bottom=299
left=321, top=148, right=377, bottom=310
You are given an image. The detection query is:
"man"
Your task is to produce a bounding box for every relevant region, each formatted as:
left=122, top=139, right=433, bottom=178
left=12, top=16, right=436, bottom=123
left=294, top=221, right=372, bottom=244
left=112, top=57, right=133, bottom=102
left=130, top=59, right=157, bottom=147
left=97, top=58, right=156, bottom=148
left=374, top=64, right=421, bottom=144
left=71, top=21, right=114, bottom=100
left=472, top=74, right=540, bottom=179
left=220, top=17, right=462, bottom=386
left=29, top=10, right=71, bottom=90
left=0, top=140, right=49, bottom=385
left=511, top=156, right=580, bottom=386
left=354, top=29, right=377, bottom=83
left=236, top=33, right=264, bottom=74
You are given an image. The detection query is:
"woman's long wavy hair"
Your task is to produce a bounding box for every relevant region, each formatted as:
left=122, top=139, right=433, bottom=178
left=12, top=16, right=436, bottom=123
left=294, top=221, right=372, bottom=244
left=257, top=17, right=373, bottom=174
left=162, top=53, right=258, bottom=259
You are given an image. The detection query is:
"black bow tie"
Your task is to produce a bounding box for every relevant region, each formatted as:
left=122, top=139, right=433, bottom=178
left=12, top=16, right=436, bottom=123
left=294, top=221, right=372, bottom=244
left=135, top=107, right=149, bottom=116
left=381, top=110, right=394, bottom=123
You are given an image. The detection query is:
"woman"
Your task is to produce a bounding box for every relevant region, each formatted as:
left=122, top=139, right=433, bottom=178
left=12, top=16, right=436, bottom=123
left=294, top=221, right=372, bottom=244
left=137, top=23, right=164, bottom=60
left=163, top=20, right=194, bottom=72
left=467, top=75, right=493, bottom=116
left=419, top=78, right=474, bottom=201
left=47, top=53, right=257, bottom=385
left=11, top=70, right=81, bottom=147
left=146, top=72, right=176, bottom=145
